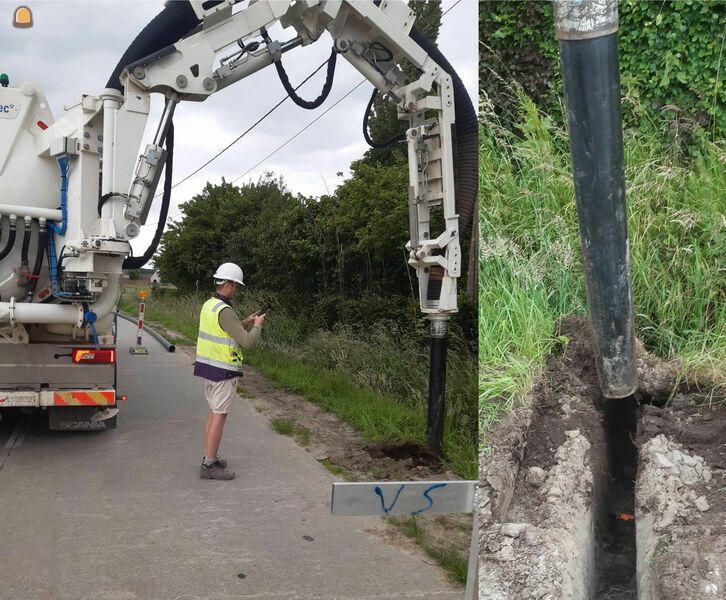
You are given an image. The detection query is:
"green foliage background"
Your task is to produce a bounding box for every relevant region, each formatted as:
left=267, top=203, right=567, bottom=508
left=479, top=0, right=726, bottom=137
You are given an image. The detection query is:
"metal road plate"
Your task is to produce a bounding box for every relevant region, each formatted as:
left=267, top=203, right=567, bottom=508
left=331, top=480, right=476, bottom=517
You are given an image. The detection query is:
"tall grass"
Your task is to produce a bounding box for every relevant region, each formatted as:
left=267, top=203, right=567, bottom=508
left=119, top=289, right=477, bottom=478
left=479, top=95, right=726, bottom=445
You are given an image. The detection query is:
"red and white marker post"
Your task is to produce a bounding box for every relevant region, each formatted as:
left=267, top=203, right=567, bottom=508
left=129, top=290, right=149, bottom=355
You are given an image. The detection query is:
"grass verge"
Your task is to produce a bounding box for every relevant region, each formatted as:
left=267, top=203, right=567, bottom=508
left=479, top=93, right=726, bottom=446
left=119, top=290, right=477, bottom=478
left=270, top=417, right=311, bottom=447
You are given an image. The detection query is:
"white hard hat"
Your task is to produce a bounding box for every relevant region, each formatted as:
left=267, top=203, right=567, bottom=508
left=213, top=262, right=245, bottom=285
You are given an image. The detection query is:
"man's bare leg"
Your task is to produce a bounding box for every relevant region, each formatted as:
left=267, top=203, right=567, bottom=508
left=204, top=411, right=213, bottom=456
left=205, top=412, right=227, bottom=460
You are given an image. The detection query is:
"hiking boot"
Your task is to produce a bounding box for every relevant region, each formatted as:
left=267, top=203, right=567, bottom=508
left=202, top=456, right=227, bottom=468
left=200, top=461, right=235, bottom=480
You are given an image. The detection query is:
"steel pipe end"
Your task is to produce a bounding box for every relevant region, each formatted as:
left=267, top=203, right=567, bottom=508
left=554, top=0, right=618, bottom=41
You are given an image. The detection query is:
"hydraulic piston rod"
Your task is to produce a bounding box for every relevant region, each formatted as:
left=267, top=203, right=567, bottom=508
left=555, top=0, right=636, bottom=398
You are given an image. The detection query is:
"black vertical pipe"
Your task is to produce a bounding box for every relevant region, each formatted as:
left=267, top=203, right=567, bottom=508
left=555, top=0, right=636, bottom=398
left=26, top=221, right=47, bottom=301
left=426, top=318, right=447, bottom=453
left=21, top=220, right=31, bottom=265
left=0, top=217, right=17, bottom=261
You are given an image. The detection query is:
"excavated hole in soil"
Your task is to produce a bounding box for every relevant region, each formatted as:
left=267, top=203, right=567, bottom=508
left=364, top=441, right=442, bottom=468
left=597, top=395, right=638, bottom=599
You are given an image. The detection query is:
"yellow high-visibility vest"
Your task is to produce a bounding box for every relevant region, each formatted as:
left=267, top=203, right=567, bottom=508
left=195, top=298, right=244, bottom=375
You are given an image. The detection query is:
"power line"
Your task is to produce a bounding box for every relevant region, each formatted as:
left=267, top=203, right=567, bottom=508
left=156, top=57, right=332, bottom=197
left=443, top=0, right=462, bottom=17
left=231, top=80, right=366, bottom=184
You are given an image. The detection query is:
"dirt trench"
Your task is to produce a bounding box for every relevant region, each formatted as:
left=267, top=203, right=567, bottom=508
left=479, top=315, right=726, bottom=599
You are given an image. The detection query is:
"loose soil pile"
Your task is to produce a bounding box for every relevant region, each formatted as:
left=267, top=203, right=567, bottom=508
left=479, top=315, right=725, bottom=599
left=636, top=391, right=726, bottom=599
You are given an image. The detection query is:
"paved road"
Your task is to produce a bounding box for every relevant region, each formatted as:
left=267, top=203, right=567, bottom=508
left=0, top=319, right=461, bottom=599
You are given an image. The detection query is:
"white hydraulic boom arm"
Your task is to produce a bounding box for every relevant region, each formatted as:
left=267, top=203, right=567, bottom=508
left=0, top=0, right=471, bottom=347
left=113, top=0, right=462, bottom=315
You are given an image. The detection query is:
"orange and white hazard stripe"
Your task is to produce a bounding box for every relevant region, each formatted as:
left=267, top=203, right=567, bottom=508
left=51, top=391, right=115, bottom=406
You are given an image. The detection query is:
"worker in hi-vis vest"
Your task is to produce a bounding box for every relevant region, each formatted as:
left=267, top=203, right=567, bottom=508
left=194, top=262, right=265, bottom=480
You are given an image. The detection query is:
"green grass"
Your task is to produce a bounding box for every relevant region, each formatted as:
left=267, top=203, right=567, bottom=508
left=479, top=95, right=726, bottom=446
left=321, top=459, right=355, bottom=481
left=119, top=289, right=199, bottom=341
left=270, top=418, right=312, bottom=447
left=118, top=288, right=477, bottom=478
left=321, top=459, right=344, bottom=476
left=270, top=418, right=294, bottom=436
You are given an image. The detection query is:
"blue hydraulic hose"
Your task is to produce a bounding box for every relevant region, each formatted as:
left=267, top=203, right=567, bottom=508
left=49, top=157, right=68, bottom=236
left=47, top=157, right=73, bottom=298
left=88, top=321, right=99, bottom=346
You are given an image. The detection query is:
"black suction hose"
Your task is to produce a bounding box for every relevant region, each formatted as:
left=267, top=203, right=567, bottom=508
left=123, top=123, right=174, bottom=270
left=0, top=218, right=17, bottom=261
left=556, top=1, right=636, bottom=398
left=409, top=26, right=478, bottom=240
left=105, top=2, right=205, bottom=93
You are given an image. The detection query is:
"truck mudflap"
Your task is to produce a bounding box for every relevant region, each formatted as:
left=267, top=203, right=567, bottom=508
left=0, top=389, right=115, bottom=407
left=48, top=406, right=119, bottom=431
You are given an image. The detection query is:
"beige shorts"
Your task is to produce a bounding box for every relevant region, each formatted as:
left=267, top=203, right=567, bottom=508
left=204, top=377, right=239, bottom=414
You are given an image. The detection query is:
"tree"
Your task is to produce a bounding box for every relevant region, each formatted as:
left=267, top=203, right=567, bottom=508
left=155, top=177, right=262, bottom=291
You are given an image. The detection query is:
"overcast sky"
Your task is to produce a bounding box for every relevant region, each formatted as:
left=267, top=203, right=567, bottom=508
left=2, top=0, right=477, bottom=258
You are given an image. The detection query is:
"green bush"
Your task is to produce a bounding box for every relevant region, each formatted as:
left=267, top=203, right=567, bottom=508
left=479, top=1, right=726, bottom=138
